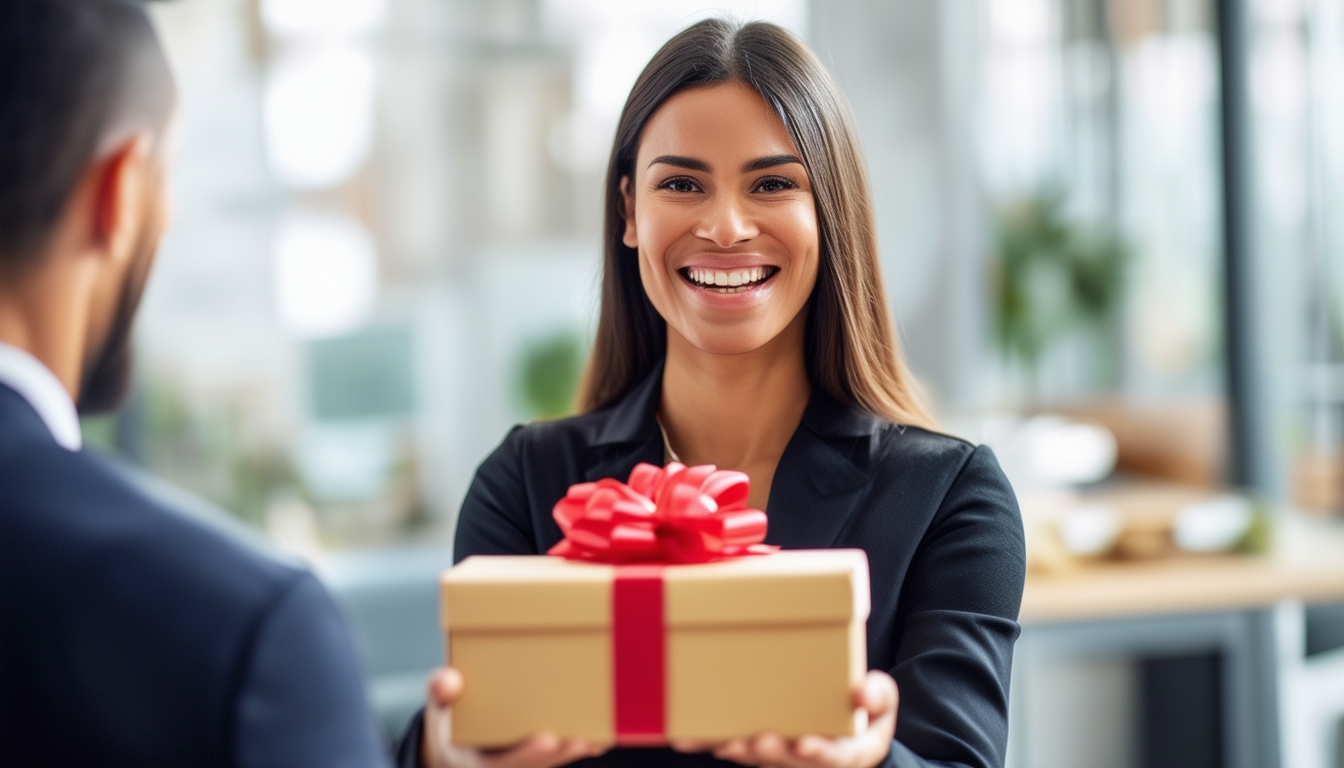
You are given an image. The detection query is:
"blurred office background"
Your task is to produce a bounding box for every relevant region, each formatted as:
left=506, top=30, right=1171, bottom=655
left=87, top=0, right=1344, bottom=765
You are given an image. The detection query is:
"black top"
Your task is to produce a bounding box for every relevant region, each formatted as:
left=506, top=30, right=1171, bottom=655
left=0, top=384, right=391, bottom=768
left=401, top=364, right=1025, bottom=768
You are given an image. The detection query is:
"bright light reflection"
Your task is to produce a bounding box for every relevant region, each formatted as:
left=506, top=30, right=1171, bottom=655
left=264, top=46, right=375, bottom=188
left=261, top=0, right=387, bottom=39
left=275, top=212, right=377, bottom=338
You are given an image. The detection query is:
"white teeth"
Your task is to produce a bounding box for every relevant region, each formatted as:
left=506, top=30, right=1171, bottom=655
left=686, top=266, right=772, bottom=288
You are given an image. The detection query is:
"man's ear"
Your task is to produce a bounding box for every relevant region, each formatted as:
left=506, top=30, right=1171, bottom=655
left=88, top=134, right=154, bottom=265
left=620, top=175, right=638, bottom=249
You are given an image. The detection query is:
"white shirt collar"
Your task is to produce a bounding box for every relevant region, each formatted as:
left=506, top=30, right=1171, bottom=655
left=0, top=342, right=83, bottom=451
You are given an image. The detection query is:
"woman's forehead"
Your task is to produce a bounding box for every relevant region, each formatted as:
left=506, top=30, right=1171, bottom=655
left=636, top=81, right=801, bottom=169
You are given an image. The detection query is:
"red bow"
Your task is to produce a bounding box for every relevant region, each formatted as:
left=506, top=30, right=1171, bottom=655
left=548, top=462, right=776, bottom=564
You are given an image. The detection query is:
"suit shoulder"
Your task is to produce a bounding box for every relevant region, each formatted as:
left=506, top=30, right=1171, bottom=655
left=878, top=424, right=978, bottom=467
left=1, top=446, right=304, bottom=614
left=870, top=424, right=1012, bottom=500
left=501, top=407, right=617, bottom=459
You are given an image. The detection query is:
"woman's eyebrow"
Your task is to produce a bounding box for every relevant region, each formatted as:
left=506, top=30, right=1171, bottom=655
left=742, top=154, right=803, bottom=172
left=649, top=155, right=710, bottom=171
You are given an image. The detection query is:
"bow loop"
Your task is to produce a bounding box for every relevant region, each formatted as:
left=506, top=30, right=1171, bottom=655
left=548, top=462, right=778, bottom=564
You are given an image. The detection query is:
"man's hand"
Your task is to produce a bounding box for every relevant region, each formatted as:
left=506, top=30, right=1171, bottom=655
left=421, top=667, right=608, bottom=768
left=673, top=671, right=899, bottom=768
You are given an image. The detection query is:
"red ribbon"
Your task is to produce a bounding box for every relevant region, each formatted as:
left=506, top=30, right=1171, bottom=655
left=549, top=462, right=776, bottom=744
left=548, top=462, right=775, bottom=565
left=611, top=564, right=665, bottom=744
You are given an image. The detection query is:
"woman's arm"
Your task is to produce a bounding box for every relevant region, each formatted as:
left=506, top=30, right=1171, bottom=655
left=881, top=444, right=1025, bottom=768
left=689, top=444, right=1025, bottom=768
left=453, top=426, right=542, bottom=562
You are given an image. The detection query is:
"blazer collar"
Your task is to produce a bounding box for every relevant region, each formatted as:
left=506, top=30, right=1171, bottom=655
left=592, top=360, right=665, bottom=449
left=799, top=384, right=888, bottom=440
left=0, top=342, right=82, bottom=451
left=584, top=362, right=666, bottom=483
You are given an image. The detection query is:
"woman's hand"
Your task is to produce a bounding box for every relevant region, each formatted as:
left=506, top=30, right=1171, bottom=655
left=674, top=671, right=899, bottom=768
left=421, top=667, right=608, bottom=768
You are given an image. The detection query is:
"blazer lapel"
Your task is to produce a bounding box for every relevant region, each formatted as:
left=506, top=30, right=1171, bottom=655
left=763, top=391, right=881, bottom=550
left=584, top=362, right=665, bottom=483
left=766, top=430, right=869, bottom=549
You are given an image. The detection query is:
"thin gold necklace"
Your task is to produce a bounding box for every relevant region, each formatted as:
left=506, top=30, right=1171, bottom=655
left=656, top=418, right=682, bottom=464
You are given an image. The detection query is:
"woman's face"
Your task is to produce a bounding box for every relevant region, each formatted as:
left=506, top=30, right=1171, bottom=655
left=622, top=81, right=820, bottom=357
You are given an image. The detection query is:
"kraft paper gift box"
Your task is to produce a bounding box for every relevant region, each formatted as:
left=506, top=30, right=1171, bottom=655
left=441, top=548, right=871, bottom=747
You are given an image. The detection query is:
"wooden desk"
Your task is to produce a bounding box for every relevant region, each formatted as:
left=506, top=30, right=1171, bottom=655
left=1022, top=551, right=1344, bottom=623
left=1009, top=515, right=1344, bottom=768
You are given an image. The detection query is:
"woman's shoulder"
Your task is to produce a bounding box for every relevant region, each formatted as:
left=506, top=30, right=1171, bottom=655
left=482, top=402, right=651, bottom=485
left=879, top=423, right=977, bottom=463
left=876, top=424, right=1010, bottom=497
left=807, top=396, right=984, bottom=476
left=801, top=394, right=1014, bottom=510
left=497, top=405, right=628, bottom=457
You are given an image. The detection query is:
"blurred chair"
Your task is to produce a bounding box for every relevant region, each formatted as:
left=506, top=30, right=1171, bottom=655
left=1292, top=602, right=1344, bottom=768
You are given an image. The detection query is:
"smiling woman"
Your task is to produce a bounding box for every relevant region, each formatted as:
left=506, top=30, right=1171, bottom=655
left=407, top=18, right=1026, bottom=768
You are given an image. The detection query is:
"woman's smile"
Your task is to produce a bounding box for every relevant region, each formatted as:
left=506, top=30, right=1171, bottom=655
left=677, top=252, right=783, bottom=309
left=680, top=264, right=779, bottom=293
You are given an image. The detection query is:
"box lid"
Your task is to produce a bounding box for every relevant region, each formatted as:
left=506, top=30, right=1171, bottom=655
left=443, top=549, right=870, bottom=631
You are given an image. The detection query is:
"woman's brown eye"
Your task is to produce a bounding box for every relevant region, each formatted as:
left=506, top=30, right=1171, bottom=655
left=661, top=177, right=699, bottom=193
left=755, top=176, right=798, bottom=193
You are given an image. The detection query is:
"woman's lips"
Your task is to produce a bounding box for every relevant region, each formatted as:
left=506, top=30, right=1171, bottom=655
left=678, top=265, right=780, bottom=294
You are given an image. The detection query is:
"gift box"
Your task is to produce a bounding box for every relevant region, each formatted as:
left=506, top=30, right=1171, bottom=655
left=442, top=548, right=871, bottom=747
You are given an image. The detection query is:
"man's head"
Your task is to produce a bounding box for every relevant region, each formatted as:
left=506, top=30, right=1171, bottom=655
left=0, top=0, right=176, bottom=415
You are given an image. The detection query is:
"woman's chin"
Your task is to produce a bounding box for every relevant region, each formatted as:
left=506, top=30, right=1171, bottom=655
left=673, top=326, right=791, bottom=358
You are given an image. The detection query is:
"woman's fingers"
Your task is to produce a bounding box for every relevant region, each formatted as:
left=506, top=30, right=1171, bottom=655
left=487, top=732, right=556, bottom=768
left=548, top=738, right=607, bottom=766
left=429, top=669, right=899, bottom=768
left=861, top=671, right=899, bottom=744
left=708, top=674, right=902, bottom=768
left=420, top=668, right=607, bottom=768
left=670, top=739, right=720, bottom=753
left=429, top=667, right=465, bottom=707
left=714, top=737, right=760, bottom=765
left=485, top=733, right=607, bottom=768
left=421, top=669, right=460, bottom=768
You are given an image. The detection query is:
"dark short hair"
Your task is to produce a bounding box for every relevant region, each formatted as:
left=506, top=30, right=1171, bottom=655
left=0, top=0, right=176, bottom=265
left=579, top=19, right=933, bottom=428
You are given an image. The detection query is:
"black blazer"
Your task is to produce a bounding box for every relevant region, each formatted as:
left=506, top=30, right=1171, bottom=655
left=0, top=384, right=390, bottom=768
left=401, top=364, right=1025, bottom=768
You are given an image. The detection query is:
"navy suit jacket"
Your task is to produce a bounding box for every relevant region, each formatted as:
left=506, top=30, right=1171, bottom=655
left=401, top=364, right=1025, bottom=768
left=0, top=384, right=391, bottom=767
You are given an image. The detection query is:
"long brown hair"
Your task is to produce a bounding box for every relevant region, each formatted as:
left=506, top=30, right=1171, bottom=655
left=579, top=18, right=934, bottom=430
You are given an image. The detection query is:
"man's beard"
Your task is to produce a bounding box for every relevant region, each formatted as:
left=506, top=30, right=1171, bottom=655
left=76, top=225, right=158, bottom=416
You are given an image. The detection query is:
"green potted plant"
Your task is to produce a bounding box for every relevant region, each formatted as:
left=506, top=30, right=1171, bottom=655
left=992, top=190, right=1128, bottom=396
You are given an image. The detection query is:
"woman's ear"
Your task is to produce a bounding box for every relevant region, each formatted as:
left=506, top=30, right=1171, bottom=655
left=620, top=175, right=638, bottom=249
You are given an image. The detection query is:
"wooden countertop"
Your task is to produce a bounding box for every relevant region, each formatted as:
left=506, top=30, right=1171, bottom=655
left=1021, top=514, right=1344, bottom=623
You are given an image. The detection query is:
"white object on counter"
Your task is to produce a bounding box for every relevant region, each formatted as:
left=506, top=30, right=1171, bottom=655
left=1058, top=505, right=1123, bottom=556
left=1173, top=495, right=1254, bottom=552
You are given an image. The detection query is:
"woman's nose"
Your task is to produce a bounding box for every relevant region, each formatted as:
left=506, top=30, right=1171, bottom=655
left=693, top=194, right=759, bottom=248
